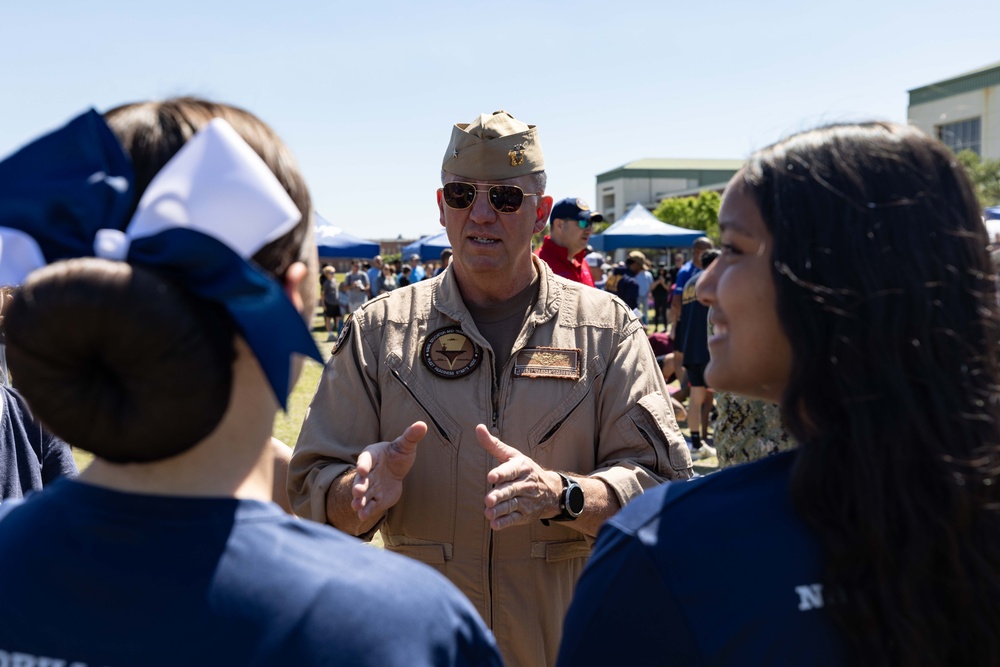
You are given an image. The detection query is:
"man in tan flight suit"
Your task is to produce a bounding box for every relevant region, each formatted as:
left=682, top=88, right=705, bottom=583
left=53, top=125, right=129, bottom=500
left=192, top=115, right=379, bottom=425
left=288, top=110, right=692, bottom=667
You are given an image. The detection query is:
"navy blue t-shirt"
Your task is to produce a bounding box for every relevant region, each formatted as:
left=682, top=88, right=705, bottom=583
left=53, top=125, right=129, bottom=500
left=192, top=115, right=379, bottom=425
left=557, top=452, right=846, bottom=666
left=679, top=269, right=710, bottom=365
left=0, top=385, right=77, bottom=501
left=615, top=269, right=640, bottom=310
left=0, top=480, right=502, bottom=667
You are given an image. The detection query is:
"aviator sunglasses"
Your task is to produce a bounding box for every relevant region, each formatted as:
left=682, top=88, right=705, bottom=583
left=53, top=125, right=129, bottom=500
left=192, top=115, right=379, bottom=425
left=442, top=182, right=542, bottom=214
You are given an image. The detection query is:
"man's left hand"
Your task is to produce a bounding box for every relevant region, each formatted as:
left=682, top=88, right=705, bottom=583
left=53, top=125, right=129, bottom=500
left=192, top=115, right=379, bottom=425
left=477, top=424, right=562, bottom=530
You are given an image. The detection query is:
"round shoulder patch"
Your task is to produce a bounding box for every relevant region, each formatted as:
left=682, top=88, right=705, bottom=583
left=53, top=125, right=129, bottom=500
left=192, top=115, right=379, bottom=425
left=421, top=326, right=483, bottom=379
left=332, top=314, right=353, bottom=356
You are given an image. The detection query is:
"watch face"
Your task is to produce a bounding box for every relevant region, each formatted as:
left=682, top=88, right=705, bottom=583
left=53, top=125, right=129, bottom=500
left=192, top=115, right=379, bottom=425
left=566, top=482, right=585, bottom=517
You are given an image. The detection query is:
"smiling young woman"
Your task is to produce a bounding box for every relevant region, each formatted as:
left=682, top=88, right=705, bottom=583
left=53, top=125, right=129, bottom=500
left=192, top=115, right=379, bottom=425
left=558, top=121, right=1000, bottom=667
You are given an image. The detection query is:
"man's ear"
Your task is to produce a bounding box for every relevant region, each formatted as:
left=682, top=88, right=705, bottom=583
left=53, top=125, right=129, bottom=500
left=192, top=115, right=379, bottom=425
left=534, top=195, right=553, bottom=234
left=437, top=188, right=446, bottom=228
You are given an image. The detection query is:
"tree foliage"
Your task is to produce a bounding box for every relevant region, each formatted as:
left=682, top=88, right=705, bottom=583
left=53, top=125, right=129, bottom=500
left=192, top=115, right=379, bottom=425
left=956, top=150, right=1000, bottom=210
left=652, top=190, right=722, bottom=245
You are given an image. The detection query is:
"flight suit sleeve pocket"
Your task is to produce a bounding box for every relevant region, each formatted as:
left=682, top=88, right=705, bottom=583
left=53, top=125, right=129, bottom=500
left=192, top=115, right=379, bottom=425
left=530, top=540, right=591, bottom=562
left=383, top=538, right=453, bottom=564
left=615, top=392, right=692, bottom=474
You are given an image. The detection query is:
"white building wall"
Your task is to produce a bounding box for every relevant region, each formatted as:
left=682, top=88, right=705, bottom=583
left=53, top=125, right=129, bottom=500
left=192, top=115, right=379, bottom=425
left=909, top=85, right=1000, bottom=159
left=598, top=177, right=700, bottom=222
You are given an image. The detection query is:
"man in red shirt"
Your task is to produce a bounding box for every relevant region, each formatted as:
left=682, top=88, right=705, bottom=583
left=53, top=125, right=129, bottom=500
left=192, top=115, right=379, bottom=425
left=536, top=198, right=603, bottom=286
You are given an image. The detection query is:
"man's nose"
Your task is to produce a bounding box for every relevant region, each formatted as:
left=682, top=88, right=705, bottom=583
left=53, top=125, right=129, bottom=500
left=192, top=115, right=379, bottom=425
left=469, top=189, right=497, bottom=224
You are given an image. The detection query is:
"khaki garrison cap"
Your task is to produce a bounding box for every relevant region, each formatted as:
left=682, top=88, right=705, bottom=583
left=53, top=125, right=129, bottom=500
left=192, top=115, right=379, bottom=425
left=442, top=110, right=544, bottom=180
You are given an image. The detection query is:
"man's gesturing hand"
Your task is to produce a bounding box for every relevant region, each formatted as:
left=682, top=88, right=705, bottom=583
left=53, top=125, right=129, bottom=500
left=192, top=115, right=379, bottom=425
left=477, top=424, right=562, bottom=530
left=351, top=421, right=427, bottom=521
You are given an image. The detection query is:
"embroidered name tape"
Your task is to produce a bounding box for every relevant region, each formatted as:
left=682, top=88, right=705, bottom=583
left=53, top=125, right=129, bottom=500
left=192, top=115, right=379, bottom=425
left=513, top=347, right=581, bottom=380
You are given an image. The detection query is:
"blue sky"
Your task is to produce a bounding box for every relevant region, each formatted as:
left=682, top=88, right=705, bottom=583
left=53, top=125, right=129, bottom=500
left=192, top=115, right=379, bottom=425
left=2, top=0, right=998, bottom=240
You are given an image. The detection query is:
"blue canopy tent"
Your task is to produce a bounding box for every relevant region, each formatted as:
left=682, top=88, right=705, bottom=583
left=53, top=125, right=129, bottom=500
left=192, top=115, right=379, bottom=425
left=986, top=206, right=1000, bottom=221
left=589, top=203, right=705, bottom=251
left=314, top=213, right=380, bottom=259
left=401, top=228, right=452, bottom=262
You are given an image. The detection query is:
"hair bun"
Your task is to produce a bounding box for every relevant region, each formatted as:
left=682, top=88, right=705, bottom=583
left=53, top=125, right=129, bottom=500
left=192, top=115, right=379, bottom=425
left=5, top=258, right=235, bottom=462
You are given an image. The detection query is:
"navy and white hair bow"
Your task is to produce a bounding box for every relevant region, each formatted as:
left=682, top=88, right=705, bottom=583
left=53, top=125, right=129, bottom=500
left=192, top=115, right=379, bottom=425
left=0, top=109, right=321, bottom=408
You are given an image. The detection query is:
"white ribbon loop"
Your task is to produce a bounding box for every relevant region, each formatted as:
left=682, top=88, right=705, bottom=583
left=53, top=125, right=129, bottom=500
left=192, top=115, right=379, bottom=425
left=0, top=228, right=47, bottom=287
left=127, top=118, right=301, bottom=259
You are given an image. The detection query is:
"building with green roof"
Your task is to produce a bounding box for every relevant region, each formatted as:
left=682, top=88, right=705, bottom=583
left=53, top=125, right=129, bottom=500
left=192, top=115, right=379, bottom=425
left=595, top=158, right=744, bottom=223
left=908, top=61, right=1000, bottom=158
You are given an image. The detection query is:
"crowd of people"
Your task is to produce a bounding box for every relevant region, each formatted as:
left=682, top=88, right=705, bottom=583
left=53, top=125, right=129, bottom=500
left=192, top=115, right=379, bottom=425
left=1, top=101, right=998, bottom=667
left=317, top=252, right=450, bottom=341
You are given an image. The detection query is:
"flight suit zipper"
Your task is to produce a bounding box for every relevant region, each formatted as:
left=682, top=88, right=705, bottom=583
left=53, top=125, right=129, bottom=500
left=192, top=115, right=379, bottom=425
left=389, top=368, right=450, bottom=441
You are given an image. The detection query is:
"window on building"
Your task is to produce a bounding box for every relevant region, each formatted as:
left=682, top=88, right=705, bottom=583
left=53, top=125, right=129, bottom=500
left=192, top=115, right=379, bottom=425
left=602, top=193, right=615, bottom=217
left=937, top=118, right=981, bottom=156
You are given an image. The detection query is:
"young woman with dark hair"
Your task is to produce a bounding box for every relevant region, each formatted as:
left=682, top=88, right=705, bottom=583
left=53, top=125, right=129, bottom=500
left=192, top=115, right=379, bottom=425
left=0, top=99, right=501, bottom=667
left=558, top=121, right=1000, bottom=666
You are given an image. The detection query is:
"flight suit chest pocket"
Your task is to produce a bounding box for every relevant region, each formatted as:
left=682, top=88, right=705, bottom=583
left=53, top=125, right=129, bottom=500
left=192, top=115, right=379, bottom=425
left=386, top=352, right=463, bottom=448
left=525, top=354, right=606, bottom=453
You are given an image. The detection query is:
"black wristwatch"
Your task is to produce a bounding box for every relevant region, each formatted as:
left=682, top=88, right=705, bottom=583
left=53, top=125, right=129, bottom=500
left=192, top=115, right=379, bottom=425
left=541, top=472, right=585, bottom=525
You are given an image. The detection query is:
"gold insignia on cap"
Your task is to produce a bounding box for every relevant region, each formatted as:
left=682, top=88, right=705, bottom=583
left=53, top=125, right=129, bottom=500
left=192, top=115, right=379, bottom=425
left=442, top=110, right=544, bottom=181
left=576, top=199, right=590, bottom=211
left=508, top=143, right=525, bottom=167
left=422, top=326, right=483, bottom=379
left=513, top=347, right=581, bottom=380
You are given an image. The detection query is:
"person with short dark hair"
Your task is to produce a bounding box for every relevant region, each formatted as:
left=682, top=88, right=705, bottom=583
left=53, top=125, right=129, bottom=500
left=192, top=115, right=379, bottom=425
left=670, top=237, right=713, bottom=339
left=614, top=256, right=642, bottom=311
left=558, top=121, right=1000, bottom=666
left=398, top=264, right=412, bottom=286
left=650, top=265, right=671, bottom=332
left=435, top=248, right=453, bottom=276
left=678, top=248, right=720, bottom=458
left=0, top=98, right=501, bottom=667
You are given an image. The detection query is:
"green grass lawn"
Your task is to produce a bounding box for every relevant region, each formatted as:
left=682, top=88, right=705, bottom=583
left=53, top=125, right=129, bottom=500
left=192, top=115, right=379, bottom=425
left=74, top=310, right=718, bottom=478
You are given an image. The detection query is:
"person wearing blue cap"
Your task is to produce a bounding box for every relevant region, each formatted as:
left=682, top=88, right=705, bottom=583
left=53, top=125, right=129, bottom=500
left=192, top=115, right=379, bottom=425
left=0, top=98, right=501, bottom=667
left=536, top=198, right=603, bottom=286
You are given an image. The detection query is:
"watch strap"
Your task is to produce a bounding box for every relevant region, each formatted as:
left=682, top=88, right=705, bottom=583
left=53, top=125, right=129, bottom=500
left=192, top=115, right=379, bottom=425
left=541, top=472, right=577, bottom=526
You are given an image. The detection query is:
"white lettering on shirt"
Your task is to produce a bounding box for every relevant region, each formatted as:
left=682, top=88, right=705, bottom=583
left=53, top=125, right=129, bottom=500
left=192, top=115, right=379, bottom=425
left=0, top=650, right=92, bottom=667
left=795, top=583, right=824, bottom=611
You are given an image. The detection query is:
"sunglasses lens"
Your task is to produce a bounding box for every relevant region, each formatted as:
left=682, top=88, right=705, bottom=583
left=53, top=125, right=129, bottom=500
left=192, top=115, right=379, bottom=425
left=442, top=182, right=476, bottom=209
left=489, top=186, right=524, bottom=213
left=577, top=219, right=592, bottom=229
